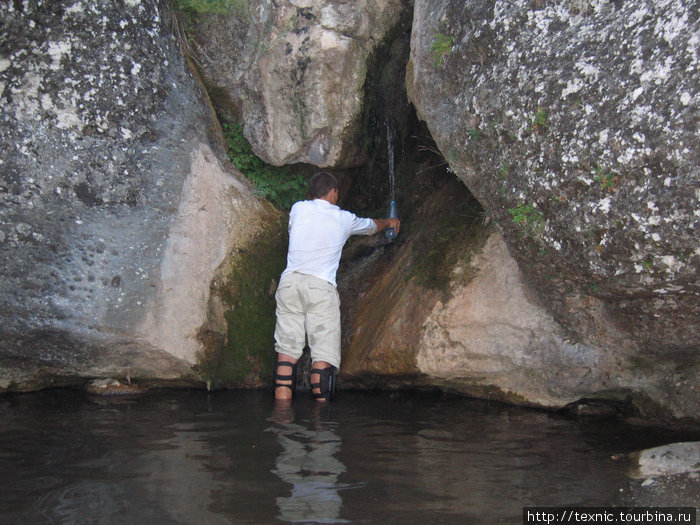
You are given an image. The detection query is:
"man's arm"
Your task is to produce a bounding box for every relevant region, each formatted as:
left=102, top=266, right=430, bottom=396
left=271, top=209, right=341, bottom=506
left=372, top=218, right=401, bottom=235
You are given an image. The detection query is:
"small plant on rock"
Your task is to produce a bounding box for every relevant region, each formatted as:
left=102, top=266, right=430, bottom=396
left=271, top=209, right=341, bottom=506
left=508, top=202, right=544, bottom=237
left=174, top=0, right=245, bottom=15
left=431, top=32, right=454, bottom=67
left=530, top=108, right=549, bottom=134
left=593, top=167, right=619, bottom=192
left=223, top=122, right=307, bottom=211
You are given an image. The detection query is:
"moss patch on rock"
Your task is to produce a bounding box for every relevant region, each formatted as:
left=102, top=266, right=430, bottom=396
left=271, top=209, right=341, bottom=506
left=408, top=188, right=487, bottom=294
left=196, top=212, right=287, bottom=389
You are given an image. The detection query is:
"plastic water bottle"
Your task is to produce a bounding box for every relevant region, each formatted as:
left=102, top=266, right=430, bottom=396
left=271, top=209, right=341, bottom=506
left=385, top=200, right=398, bottom=241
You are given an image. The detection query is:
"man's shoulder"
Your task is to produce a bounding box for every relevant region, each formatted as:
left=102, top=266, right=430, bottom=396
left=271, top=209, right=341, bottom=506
left=294, top=199, right=344, bottom=214
left=290, top=199, right=312, bottom=213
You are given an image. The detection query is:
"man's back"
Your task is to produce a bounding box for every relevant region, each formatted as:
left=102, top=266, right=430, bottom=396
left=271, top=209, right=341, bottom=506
left=283, top=199, right=375, bottom=286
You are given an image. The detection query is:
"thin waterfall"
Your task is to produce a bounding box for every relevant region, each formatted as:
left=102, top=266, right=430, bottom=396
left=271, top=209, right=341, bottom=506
left=386, top=119, right=396, bottom=202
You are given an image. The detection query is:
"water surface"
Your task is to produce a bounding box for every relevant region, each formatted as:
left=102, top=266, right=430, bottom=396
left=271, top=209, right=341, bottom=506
left=0, top=388, right=689, bottom=524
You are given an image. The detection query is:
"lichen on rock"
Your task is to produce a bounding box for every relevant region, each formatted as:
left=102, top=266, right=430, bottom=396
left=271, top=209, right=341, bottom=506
left=406, top=0, right=699, bottom=417
left=0, top=0, right=272, bottom=389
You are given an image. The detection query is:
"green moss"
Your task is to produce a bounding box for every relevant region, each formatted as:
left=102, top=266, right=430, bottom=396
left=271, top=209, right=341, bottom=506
left=197, top=218, right=287, bottom=388
left=529, top=107, right=549, bottom=134
left=593, top=167, right=620, bottom=192
left=173, top=0, right=246, bottom=16
left=431, top=32, right=454, bottom=67
left=508, top=202, right=544, bottom=237
left=223, top=121, right=307, bottom=211
left=409, top=200, right=486, bottom=292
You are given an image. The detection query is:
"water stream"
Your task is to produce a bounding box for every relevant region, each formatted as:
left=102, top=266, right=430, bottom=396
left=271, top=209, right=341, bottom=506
left=1, top=388, right=692, bottom=524
left=386, top=119, right=396, bottom=203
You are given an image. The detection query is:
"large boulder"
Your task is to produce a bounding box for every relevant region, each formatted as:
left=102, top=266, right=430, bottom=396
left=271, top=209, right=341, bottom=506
left=182, top=0, right=407, bottom=167
left=0, top=0, right=272, bottom=389
left=415, top=230, right=691, bottom=415
left=339, top=169, right=696, bottom=420
left=406, top=0, right=699, bottom=410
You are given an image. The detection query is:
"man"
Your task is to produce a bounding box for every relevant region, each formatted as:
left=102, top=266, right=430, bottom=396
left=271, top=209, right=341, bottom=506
left=273, top=171, right=400, bottom=402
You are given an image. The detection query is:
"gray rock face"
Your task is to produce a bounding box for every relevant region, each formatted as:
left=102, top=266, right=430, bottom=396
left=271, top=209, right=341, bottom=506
left=623, top=441, right=700, bottom=507
left=407, top=1, right=698, bottom=354
left=0, top=0, right=265, bottom=388
left=185, top=0, right=406, bottom=167
left=416, top=230, right=700, bottom=419
left=629, top=441, right=700, bottom=479
left=417, top=232, right=623, bottom=406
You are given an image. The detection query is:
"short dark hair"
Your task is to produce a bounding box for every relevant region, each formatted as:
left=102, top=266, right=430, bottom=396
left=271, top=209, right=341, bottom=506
left=308, top=171, right=338, bottom=199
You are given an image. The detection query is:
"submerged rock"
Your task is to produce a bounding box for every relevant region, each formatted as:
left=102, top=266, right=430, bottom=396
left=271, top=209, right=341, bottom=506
left=622, top=442, right=700, bottom=507
left=0, top=1, right=272, bottom=389
left=86, top=378, right=147, bottom=396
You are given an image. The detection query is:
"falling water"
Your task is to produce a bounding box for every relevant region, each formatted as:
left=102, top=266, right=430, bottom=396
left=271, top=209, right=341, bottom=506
left=386, top=119, right=396, bottom=202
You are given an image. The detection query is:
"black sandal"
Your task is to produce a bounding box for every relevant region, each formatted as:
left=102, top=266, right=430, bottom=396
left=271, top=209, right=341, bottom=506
left=310, top=366, right=336, bottom=401
left=274, top=360, right=297, bottom=395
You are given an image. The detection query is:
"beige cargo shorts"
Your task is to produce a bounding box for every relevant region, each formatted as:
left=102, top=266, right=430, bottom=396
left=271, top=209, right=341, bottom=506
left=273, top=272, right=342, bottom=369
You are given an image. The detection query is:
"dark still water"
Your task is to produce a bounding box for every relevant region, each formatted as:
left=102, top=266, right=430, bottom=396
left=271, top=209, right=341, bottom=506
left=0, top=388, right=690, bottom=524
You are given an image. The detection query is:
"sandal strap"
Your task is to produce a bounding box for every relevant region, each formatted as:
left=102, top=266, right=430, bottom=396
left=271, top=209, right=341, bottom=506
left=310, top=368, right=325, bottom=391
left=310, top=382, right=325, bottom=399
left=310, top=367, right=333, bottom=399
left=274, top=361, right=297, bottom=390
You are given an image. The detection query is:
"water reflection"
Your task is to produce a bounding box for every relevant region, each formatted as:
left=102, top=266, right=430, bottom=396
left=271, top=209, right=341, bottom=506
left=26, top=394, right=232, bottom=524
left=2, top=389, right=695, bottom=524
left=268, top=402, right=350, bottom=524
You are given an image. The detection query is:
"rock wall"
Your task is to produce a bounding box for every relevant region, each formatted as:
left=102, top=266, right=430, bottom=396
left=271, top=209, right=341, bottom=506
left=339, top=166, right=695, bottom=420
left=1, top=0, right=697, bottom=422
left=0, top=0, right=270, bottom=389
left=182, top=0, right=407, bottom=167
left=416, top=230, right=677, bottom=412
left=405, top=0, right=699, bottom=416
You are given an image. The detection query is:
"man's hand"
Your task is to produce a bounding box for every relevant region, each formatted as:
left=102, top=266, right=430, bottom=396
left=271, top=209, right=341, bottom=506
left=373, top=217, right=401, bottom=235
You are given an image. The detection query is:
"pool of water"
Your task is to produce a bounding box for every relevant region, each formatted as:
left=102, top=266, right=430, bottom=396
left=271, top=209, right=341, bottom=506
left=0, top=388, right=692, bottom=524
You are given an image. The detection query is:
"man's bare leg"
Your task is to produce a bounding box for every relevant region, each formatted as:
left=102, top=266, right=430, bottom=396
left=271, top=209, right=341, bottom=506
left=274, top=353, right=298, bottom=401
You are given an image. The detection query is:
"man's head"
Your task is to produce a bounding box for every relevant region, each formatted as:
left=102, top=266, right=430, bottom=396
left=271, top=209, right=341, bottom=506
left=308, top=171, right=339, bottom=201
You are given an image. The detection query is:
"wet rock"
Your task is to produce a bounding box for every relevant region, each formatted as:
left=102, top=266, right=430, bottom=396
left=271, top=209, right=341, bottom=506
left=340, top=168, right=696, bottom=421
left=562, top=397, right=634, bottom=419
left=629, top=441, right=700, bottom=479
left=622, top=474, right=700, bottom=508
left=181, top=0, right=407, bottom=167
left=407, top=0, right=699, bottom=417
left=86, top=378, right=147, bottom=396
left=0, top=1, right=272, bottom=389
left=340, top=176, right=475, bottom=380
left=621, top=441, right=700, bottom=507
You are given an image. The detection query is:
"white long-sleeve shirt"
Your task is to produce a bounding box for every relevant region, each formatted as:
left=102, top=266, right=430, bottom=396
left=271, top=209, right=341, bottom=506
left=281, top=199, right=377, bottom=286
